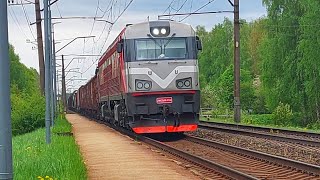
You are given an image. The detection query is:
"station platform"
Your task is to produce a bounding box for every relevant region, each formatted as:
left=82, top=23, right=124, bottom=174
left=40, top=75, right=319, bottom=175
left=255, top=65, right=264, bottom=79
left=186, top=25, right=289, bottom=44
left=66, top=114, right=198, bottom=180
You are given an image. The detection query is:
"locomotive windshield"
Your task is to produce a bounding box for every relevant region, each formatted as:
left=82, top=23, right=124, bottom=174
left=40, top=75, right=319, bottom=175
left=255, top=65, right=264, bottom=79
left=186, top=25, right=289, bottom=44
left=135, top=38, right=187, bottom=60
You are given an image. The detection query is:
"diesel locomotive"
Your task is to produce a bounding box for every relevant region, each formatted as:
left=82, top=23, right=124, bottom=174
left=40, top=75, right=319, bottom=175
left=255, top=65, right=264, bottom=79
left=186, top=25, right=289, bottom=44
left=69, top=20, right=202, bottom=134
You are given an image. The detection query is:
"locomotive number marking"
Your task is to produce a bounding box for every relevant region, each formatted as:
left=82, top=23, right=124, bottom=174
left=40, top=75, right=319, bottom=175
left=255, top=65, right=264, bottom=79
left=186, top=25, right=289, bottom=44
left=156, top=97, right=173, bottom=104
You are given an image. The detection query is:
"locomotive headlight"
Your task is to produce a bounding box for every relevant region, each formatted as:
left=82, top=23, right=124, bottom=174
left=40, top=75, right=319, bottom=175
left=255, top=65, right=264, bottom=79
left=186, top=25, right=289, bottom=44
left=136, top=80, right=152, bottom=91
left=160, top=28, right=167, bottom=35
left=144, top=82, right=151, bottom=89
left=184, top=79, right=191, bottom=87
left=150, top=26, right=170, bottom=37
left=137, top=82, right=144, bottom=89
left=152, top=28, right=160, bottom=36
left=176, top=78, right=192, bottom=89
left=177, top=81, right=184, bottom=88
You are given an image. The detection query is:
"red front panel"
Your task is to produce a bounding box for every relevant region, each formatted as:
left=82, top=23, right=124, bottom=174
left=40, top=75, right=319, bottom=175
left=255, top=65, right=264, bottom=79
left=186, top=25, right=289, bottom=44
left=132, top=125, right=198, bottom=134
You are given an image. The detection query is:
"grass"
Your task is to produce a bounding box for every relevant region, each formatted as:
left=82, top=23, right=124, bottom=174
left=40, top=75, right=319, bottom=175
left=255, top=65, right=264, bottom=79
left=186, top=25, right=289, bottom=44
left=13, top=116, right=87, bottom=180
left=200, top=115, right=320, bottom=133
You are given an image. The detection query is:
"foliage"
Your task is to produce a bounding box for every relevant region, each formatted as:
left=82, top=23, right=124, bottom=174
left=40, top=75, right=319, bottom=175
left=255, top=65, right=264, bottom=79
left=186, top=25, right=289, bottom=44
left=13, top=117, right=87, bottom=179
left=297, top=0, right=320, bottom=122
left=272, top=102, right=293, bottom=126
left=9, top=45, right=45, bottom=135
left=242, top=114, right=274, bottom=125
left=11, top=93, right=45, bottom=136
left=260, top=0, right=320, bottom=125
left=197, top=19, right=233, bottom=86
left=200, top=85, right=217, bottom=108
left=9, top=45, right=39, bottom=94
left=198, top=19, right=256, bottom=112
left=198, top=1, right=320, bottom=129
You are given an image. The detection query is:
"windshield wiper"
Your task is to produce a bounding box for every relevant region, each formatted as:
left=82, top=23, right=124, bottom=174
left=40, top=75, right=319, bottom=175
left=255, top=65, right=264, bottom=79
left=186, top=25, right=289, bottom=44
left=147, top=34, right=162, bottom=49
left=164, top=33, right=177, bottom=48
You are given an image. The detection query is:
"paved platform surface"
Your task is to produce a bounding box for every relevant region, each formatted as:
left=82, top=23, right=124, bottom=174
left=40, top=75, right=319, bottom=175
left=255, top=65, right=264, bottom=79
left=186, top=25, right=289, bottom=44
left=66, top=114, right=199, bottom=180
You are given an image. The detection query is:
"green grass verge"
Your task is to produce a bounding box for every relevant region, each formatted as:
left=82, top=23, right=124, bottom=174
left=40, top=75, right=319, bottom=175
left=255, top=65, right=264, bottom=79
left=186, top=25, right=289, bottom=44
left=13, top=116, right=87, bottom=180
left=200, top=116, right=320, bottom=133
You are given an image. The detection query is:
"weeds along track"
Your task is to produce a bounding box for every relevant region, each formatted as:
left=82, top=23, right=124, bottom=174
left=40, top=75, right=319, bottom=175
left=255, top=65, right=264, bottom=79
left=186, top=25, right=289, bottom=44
left=166, top=135, right=320, bottom=180
left=199, top=121, right=320, bottom=147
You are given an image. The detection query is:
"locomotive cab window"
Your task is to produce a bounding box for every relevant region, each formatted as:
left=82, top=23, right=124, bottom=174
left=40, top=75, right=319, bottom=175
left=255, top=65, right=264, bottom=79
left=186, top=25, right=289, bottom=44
left=135, top=38, right=187, bottom=61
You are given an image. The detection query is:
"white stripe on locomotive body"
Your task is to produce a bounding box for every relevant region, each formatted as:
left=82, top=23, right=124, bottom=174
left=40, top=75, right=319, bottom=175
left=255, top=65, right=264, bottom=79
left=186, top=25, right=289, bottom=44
left=128, top=66, right=197, bottom=89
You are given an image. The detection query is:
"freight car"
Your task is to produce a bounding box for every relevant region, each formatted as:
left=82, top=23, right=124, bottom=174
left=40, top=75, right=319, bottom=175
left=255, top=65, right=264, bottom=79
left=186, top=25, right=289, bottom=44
left=67, top=90, right=77, bottom=112
left=73, top=20, right=202, bottom=134
left=77, top=76, right=99, bottom=116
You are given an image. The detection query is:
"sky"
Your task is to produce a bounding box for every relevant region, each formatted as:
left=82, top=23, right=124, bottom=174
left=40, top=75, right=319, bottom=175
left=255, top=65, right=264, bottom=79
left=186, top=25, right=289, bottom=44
left=7, top=0, right=266, bottom=92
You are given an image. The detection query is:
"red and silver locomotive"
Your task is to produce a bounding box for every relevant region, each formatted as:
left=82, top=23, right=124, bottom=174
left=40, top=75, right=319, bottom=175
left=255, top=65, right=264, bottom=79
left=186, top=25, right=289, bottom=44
left=70, top=20, right=202, bottom=134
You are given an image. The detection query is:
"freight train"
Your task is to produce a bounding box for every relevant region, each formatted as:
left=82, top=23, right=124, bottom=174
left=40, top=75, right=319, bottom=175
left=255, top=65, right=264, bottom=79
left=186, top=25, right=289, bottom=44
left=68, top=20, right=202, bottom=134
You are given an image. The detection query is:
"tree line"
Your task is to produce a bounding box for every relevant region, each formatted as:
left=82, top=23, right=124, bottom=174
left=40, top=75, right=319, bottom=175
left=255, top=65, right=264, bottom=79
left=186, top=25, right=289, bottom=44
left=198, top=0, right=320, bottom=127
left=10, top=45, right=45, bottom=135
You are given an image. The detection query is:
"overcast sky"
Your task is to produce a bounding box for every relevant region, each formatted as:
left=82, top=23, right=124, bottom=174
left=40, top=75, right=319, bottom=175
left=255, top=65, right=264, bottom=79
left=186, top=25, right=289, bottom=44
left=7, top=0, right=266, bottom=92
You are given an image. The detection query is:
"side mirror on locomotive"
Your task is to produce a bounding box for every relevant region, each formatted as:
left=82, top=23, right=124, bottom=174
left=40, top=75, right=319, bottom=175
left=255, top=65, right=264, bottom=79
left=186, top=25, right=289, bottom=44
left=117, top=39, right=124, bottom=53
left=196, top=36, right=202, bottom=51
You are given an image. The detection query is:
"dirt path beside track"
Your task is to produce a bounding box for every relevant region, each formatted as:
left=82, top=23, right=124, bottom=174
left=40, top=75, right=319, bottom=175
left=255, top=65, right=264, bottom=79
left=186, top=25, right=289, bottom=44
left=66, top=114, right=199, bottom=180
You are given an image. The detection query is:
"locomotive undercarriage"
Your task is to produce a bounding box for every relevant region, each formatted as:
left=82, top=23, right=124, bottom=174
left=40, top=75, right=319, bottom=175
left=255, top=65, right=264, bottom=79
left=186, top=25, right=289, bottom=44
left=97, top=91, right=200, bottom=134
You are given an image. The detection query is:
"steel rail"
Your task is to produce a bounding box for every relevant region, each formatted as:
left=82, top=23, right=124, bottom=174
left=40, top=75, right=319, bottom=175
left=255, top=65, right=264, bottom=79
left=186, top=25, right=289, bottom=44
left=186, top=136, right=320, bottom=176
left=199, top=122, right=320, bottom=147
left=98, top=120, right=257, bottom=180
left=200, top=121, right=320, bottom=138
left=73, top=112, right=320, bottom=179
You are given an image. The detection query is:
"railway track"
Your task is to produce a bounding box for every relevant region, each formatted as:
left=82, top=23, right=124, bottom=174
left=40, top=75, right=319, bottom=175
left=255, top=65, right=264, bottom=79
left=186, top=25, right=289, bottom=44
left=169, top=135, right=320, bottom=180
left=199, top=121, right=320, bottom=147
left=94, top=119, right=256, bottom=180
left=91, top=117, right=320, bottom=180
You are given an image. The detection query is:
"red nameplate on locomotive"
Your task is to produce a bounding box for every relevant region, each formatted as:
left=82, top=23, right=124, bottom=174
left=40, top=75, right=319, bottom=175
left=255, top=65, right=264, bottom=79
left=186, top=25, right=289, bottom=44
left=156, top=97, right=173, bottom=104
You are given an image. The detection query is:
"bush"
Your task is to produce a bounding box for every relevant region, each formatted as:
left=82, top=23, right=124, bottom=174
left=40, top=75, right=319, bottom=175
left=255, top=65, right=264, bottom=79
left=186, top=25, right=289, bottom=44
left=242, top=114, right=273, bottom=125
left=272, top=102, right=293, bottom=126
left=9, top=45, right=45, bottom=136
left=11, top=93, right=45, bottom=136
left=307, top=122, right=320, bottom=130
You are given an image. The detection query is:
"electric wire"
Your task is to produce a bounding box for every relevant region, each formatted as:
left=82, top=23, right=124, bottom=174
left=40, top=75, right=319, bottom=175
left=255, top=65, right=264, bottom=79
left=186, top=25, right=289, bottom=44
left=189, top=0, right=193, bottom=12
left=21, top=1, right=36, bottom=40
left=85, top=0, right=114, bottom=56
left=8, top=7, right=29, bottom=39
left=81, top=0, right=133, bottom=75
left=179, top=0, right=215, bottom=22
left=101, top=0, right=115, bottom=18
left=174, top=0, right=188, bottom=14
left=55, top=3, right=62, bottom=18
left=170, top=0, right=188, bottom=20
left=163, top=0, right=176, bottom=14
left=87, top=0, right=100, bottom=40
left=99, top=0, right=133, bottom=53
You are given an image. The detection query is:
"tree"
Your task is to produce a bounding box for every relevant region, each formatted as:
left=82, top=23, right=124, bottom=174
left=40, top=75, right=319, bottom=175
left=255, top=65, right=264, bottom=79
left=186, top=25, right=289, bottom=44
left=261, top=0, right=303, bottom=113
left=9, top=45, right=45, bottom=135
left=298, top=0, right=320, bottom=122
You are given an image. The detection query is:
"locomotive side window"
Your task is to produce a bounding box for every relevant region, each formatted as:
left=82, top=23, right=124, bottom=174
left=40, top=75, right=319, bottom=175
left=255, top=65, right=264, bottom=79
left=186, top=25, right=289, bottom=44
left=135, top=38, right=187, bottom=60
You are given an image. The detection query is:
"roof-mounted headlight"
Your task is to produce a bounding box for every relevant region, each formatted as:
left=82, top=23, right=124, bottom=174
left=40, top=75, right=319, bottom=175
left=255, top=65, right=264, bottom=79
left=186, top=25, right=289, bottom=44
left=160, top=28, right=167, bottom=35
left=152, top=28, right=160, bottom=36
left=150, top=27, right=170, bottom=37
